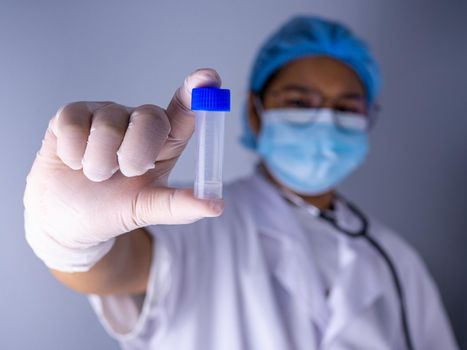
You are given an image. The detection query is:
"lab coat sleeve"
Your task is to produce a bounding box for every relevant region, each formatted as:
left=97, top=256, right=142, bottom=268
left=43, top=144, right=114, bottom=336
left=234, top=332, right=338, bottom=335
left=405, top=249, right=460, bottom=350
left=87, top=225, right=177, bottom=343
left=374, top=223, right=459, bottom=350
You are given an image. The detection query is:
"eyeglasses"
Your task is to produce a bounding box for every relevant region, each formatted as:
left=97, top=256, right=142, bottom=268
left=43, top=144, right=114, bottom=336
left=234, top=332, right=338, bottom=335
left=259, top=85, right=380, bottom=131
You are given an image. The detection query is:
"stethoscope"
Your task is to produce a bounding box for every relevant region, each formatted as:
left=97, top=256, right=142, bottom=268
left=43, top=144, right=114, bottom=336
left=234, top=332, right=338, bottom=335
left=279, top=187, right=415, bottom=350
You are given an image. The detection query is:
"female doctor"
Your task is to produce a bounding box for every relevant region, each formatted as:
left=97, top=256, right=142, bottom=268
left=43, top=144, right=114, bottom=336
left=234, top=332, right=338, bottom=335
left=24, top=16, right=459, bottom=349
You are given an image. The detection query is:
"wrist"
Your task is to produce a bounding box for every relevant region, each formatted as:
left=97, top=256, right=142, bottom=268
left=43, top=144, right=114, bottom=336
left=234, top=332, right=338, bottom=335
left=25, top=223, right=116, bottom=273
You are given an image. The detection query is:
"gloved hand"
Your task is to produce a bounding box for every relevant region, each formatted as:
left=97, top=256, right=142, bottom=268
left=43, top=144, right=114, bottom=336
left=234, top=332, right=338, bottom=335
left=24, top=68, right=224, bottom=272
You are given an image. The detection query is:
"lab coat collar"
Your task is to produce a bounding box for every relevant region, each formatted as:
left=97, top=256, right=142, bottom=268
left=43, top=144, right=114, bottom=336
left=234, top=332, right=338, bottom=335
left=245, top=171, right=385, bottom=343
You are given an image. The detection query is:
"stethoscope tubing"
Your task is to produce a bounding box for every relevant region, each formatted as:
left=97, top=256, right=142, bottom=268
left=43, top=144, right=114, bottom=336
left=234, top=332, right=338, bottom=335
left=321, top=195, right=414, bottom=350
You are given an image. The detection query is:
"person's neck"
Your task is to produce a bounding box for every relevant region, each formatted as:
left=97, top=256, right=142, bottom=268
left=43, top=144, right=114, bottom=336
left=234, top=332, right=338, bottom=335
left=259, top=163, right=335, bottom=211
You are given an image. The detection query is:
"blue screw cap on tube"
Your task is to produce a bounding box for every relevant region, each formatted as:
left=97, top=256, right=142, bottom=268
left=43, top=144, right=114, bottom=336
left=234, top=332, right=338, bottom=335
left=191, top=86, right=230, bottom=200
left=192, top=87, right=231, bottom=111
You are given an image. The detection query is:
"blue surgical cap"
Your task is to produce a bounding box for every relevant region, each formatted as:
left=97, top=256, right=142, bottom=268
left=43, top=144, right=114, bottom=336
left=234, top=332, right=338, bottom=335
left=241, top=15, right=381, bottom=150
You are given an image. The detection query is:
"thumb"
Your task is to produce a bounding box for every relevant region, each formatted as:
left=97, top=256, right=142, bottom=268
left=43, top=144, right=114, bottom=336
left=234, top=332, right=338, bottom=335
left=132, top=187, right=224, bottom=226
left=158, top=68, right=222, bottom=162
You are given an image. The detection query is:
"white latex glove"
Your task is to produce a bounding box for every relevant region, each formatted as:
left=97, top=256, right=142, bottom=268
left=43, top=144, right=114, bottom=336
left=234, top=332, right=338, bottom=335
left=24, top=68, right=224, bottom=272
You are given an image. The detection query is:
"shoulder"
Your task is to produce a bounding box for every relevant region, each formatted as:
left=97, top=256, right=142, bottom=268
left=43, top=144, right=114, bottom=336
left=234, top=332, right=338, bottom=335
left=366, top=220, right=458, bottom=348
left=367, top=217, right=437, bottom=297
left=368, top=218, right=424, bottom=270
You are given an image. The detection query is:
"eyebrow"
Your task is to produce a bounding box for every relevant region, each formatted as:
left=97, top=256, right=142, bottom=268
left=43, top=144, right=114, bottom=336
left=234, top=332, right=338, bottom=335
left=277, top=84, right=366, bottom=101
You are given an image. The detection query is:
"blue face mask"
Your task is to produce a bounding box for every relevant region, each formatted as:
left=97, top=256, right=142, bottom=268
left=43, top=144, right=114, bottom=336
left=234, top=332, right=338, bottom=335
left=257, top=108, right=369, bottom=195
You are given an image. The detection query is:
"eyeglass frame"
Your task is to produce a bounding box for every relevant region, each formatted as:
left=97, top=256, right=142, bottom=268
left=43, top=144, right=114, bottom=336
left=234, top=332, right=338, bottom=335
left=254, top=85, right=381, bottom=132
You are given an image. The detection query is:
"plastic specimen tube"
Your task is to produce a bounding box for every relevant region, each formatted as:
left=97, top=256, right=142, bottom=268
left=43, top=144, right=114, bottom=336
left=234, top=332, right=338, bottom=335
left=191, top=87, right=231, bottom=199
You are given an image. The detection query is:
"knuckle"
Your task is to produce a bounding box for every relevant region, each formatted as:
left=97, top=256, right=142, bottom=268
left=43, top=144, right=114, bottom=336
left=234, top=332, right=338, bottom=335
left=134, top=104, right=164, bottom=114
left=91, top=105, right=130, bottom=138
left=58, top=101, right=88, bottom=118
left=95, top=102, right=125, bottom=114
left=55, top=102, right=91, bottom=135
left=95, top=121, right=125, bottom=140
left=152, top=189, right=173, bottom=217
left=130, top=191, right=146, bottom=227
left=131, top=189, right=170, bottom=227
left=86, top=101, right=118, bottom=111
left=132, top=105, right=171, bottom=133
left=59, top=122, right=88, bottom=137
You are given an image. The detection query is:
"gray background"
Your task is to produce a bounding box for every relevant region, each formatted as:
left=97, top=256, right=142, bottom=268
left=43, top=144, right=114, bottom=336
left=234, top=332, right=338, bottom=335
left=1, top=0, right=466, bottom=349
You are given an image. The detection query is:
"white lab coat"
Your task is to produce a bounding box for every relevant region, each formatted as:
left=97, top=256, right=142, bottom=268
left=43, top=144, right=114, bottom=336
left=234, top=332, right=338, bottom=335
left=89, top=172, right=458, bottom=350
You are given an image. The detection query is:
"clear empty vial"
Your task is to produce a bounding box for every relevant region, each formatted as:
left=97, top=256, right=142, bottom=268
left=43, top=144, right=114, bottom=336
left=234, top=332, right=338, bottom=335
left=191, top=87, right=230, bottom=199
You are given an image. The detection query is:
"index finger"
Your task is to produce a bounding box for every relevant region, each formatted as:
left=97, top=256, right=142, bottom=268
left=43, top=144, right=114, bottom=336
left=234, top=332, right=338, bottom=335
left=158, top=68, right=221, bottom=161
left=51, top=101, right=121, bottom=170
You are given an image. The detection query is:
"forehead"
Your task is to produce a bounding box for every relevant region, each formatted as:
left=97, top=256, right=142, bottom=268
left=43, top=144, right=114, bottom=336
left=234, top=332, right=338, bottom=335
left=266, top=56, right=365, bottom=97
